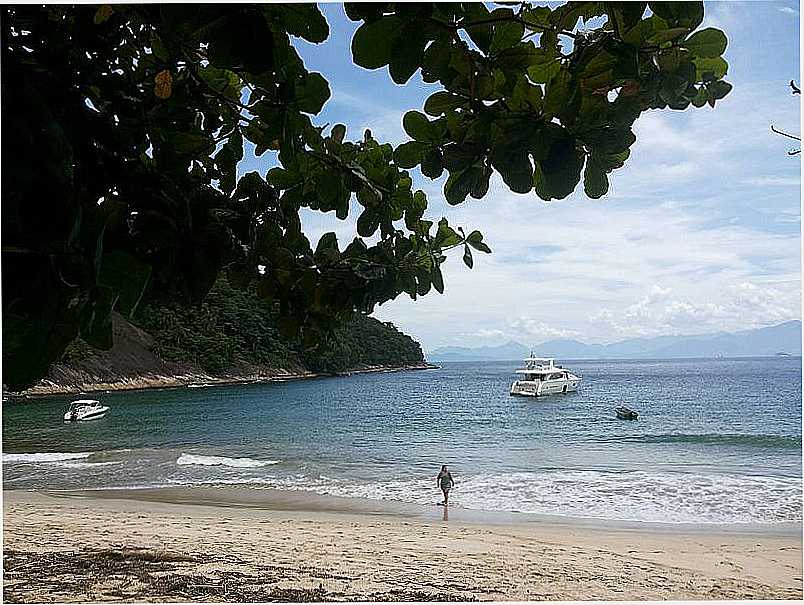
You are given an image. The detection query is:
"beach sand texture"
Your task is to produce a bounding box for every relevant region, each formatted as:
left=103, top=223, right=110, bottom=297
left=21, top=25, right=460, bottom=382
left=3, top=489, right=801, bottom=602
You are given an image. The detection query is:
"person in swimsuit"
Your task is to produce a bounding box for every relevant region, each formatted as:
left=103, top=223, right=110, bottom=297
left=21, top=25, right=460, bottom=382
left=437, top=464, right=454, bottom=506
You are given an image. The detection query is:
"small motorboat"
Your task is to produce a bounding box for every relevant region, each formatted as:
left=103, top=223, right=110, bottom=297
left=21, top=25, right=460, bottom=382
left=615, top=406, right=639, bottom=420
left=63, top=399, right=109, bottom=422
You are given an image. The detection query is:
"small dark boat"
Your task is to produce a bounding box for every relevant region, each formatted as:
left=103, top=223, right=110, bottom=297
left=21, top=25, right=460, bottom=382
left=615, top=406, right=638, bottom=420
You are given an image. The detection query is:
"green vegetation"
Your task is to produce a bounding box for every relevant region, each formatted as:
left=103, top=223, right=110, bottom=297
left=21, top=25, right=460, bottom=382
left=133, top=279, right=424, bottom=374
left=2, top=3, right=731, bottom=389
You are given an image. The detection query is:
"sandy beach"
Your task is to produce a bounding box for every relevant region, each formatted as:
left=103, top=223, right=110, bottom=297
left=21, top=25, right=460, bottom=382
left=2, top=488, right=801, bottom=602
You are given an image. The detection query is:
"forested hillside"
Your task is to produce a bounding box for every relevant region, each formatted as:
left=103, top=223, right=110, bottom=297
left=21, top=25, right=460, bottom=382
left=133, top=278, right=425, bottom=373
left=26, top=279, right=425, bottom=395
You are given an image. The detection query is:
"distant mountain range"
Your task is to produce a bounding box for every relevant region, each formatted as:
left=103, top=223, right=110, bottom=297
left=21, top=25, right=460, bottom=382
left=428, top=320, right=802, bottom=361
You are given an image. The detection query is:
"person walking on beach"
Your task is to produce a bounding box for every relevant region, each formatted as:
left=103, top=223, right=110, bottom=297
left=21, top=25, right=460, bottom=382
left=437, top=464, right=454, bottom=506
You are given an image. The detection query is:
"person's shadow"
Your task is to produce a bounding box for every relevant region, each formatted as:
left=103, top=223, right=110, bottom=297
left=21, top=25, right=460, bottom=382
left=442, top=503, right=449, bottom=522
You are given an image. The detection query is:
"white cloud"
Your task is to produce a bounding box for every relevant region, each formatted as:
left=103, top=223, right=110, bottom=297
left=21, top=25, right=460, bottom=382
left=778, top=6, right=799, bottom=16
left=473, top=328, right=506, bottom=339
left=742, top=176, right=801, bottom=186
left=508, top=318, right=581, bottom=341
left=372, top=169, right=800, bottom=347
left=327, top=89, right=407, bottom=143
left=590, top=281, right=799, bottom=338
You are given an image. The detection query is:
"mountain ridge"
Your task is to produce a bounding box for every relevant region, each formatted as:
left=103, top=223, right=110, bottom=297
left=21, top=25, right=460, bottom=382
left=428, top=320, right=802, bottom=361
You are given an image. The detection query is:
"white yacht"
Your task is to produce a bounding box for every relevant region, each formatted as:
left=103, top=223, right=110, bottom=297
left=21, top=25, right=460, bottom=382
left=510, top=357, right=581, bottom=397
left=63, top=399, right=109, bottom=422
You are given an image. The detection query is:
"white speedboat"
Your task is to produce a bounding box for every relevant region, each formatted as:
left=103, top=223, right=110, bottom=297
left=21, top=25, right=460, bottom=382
left=63, top=399, right=109, bottom=422
left=510, top=357, right=581, bottom=397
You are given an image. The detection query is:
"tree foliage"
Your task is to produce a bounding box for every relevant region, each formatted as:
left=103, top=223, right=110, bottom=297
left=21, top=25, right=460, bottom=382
left=1, top=2, right=731, bottom=390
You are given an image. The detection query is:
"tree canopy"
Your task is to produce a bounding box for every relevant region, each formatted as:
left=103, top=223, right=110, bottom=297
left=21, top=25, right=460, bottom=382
left=1, top=2, right=731, bottom=390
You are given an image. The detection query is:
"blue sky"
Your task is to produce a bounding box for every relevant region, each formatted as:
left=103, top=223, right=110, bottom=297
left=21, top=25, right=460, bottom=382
left=243, top=1, right=801, bottom=351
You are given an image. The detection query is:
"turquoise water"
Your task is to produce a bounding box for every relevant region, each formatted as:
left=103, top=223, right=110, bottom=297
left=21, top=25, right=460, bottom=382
left=3, top=358, right=801, bottom=525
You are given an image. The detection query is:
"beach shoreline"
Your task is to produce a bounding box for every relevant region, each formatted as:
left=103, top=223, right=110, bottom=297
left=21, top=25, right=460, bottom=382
left=7, top=362, right=439, bottom=399
left=3, top=487, right=802, bottom=601
left=36, top=485, right=804, bottom=536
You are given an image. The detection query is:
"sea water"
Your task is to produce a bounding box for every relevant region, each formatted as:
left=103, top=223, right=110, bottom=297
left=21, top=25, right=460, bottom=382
left=3, top=358, right=801, bottom=525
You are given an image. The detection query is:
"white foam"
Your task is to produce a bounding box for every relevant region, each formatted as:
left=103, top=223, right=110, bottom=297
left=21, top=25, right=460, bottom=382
left=55, top=461, right=123, bottom=469
left=3, top=452, right=92, bottom=463
left=176, top=453, right=280, bottom=468
left=281, top=470, right=802, bottom=525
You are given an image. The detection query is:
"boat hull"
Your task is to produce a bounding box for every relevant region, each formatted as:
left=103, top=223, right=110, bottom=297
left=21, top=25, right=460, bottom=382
left=510, top=377, right=581, bottom=397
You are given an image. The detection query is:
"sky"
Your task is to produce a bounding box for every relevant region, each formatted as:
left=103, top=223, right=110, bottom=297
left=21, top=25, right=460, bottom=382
left=242, top=1, right=802, bottom=352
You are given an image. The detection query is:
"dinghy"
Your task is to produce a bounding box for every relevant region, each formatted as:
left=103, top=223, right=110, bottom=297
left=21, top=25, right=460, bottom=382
left=615, top=406, right=639, bottom=420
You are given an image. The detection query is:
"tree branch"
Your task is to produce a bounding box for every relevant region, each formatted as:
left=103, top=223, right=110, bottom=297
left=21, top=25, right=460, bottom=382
left=770, top=125, right=801, bottom=142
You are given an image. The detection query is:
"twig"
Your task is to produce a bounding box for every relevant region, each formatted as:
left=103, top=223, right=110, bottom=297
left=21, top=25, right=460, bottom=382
left=770, top=125, right=801, bottom=142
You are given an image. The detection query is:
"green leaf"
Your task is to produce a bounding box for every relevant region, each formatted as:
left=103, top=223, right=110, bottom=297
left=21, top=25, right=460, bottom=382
left=463, top=245, right=473, bottom=269
left=490, top=21, right=524, bottom=53
left=534, top=132, right=584, bottom=201
left=267, top=167, right=301, bottom=190
left=315, top=169, right=343, bottom=208
left=402, top=111, right=444, bottom=143
left=394, top=141, right=429, bottom=168
left=444, top=168, right=476, bottom=205
left=277, top=4, right=329, bottom=43
left=490, top=144, right=533, bottom=194
left=434, top=218, right=462, bottom=248
left=421, top=148, right=444, bottom=179
left=207, top=11, right=274, bottom=74
left=314, top=232, right=340, bottom=265
left=647, top=27, right=691, bottom=44
left=351, top=16, right=403, bottom=69
left=356, top=208, right=380, bottom=237
left=693, top=56, right=728, bottom=80
left=198, top=65, right=241, bottom=100
left=416, top=271, right=432, bottom=296
left=423, top=91, right=465, bottom=116
left=431, top=263, right=444, bottom=294
left=389, top=22, right=428, bottom=84
left=93, top=5, right=113, bottom=25
left=471, top=167, right=491, bottom=199
left=462, top=3, right=493, bottom=53
left=331, top=124, right=346, bottom=144
left=648, top=1, right=704, bottom=30
left=466, top=231, right=492, bottom=254
left=691, top=86, right=708, bottom=107
left=526, top=57, right=560, bottom=84
left=684, top=28, right=727, bottom=58
left=294, top=72, right=331, bottom=114
left=543, top=71, right=576, bottom=120
left=608, top=2, right=648, bottom=35
left=583, top=156, right=609, bottom=199
left=706, top=79, right=732, bottom=101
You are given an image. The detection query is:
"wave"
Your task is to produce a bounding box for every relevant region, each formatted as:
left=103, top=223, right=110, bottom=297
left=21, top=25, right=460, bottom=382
left=3, top=452, right=92, bottom=463
left=274, top=469, right=802, bottom=525
left=605, top=433, right=802, bottom=449
left=176, top=453, right=280, bottom=468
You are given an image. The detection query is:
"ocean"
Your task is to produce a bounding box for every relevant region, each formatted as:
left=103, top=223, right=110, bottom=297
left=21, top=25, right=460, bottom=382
left=3, top=358, right=801, bottom=526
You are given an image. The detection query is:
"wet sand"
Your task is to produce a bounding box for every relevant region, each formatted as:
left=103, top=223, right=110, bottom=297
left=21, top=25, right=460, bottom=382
left=3, top=488, right=802, bottom=601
